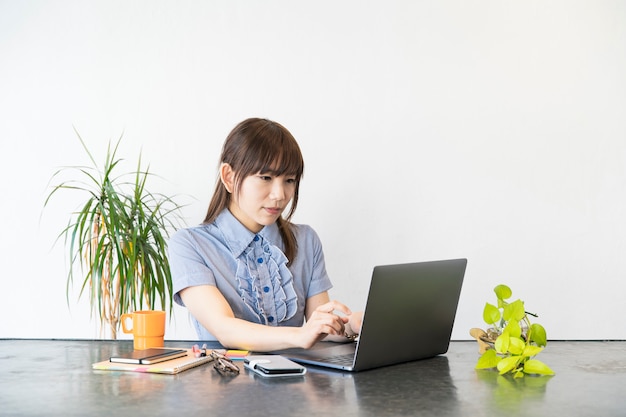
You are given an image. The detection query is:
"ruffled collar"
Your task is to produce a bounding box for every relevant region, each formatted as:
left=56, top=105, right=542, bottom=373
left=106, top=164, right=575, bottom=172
left=214, top=209, right=297, bottom=326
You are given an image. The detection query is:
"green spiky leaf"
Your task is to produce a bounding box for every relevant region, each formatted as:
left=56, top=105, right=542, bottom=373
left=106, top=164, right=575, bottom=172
left=44, top=132, right=186, bottom=338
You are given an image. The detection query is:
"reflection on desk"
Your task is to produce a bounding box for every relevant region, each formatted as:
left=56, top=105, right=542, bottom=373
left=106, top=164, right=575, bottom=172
left=1, top=339, right=625, bottom=416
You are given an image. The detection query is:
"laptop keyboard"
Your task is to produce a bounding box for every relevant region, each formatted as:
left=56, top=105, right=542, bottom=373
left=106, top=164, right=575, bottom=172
left=323, top=353, right=355, bottom=366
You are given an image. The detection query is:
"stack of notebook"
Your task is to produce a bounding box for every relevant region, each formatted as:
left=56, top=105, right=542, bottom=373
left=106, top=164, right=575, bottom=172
left=92, top=348, right=214, bottom=375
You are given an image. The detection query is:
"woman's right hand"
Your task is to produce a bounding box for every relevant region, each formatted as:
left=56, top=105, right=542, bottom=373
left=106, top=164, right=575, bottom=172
left=299, top=300, right=351, bottom=349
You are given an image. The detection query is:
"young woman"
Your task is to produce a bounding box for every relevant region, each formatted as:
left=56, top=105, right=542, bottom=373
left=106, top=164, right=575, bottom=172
left=168, top=118, right=361, bottom=351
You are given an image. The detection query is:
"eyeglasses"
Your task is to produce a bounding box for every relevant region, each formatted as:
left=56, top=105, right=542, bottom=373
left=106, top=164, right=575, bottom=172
left=210, top=350, right=240, bottom=376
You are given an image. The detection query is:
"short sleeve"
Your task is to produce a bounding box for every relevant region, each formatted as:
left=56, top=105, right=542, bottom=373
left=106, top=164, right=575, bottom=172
left=168, top=228, right=217, bottom=306
left=293, top=224, right=333, bottom=298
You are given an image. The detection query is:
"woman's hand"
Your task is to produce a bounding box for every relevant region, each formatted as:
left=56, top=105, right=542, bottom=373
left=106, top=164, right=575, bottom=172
left=299, top=300, right=352, bottom=349
left=346, top=311, right=363, bottom=336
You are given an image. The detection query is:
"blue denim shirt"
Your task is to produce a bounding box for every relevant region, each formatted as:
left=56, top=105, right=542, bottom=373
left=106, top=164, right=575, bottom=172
left=168, top=209, right=333, bottom=340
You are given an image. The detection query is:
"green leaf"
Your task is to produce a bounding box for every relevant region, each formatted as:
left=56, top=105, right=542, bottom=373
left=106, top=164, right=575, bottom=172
left=497, top=356, right=520, bottom=375
left=483, top=302, right=501, bottom=325
left=530, top=323, right=548, bottom=347
left=495, top=332, right=510, bottom=354
left=522, top=345, right=543, bottom=357
left=523, top=359, right=555, bottom=375
left=503, top=320, right=521, bottom=338
left=508, top=336, right=525, bottom=355
left=476, top=349, right=500, bottom=369
left=494, top=284, right=512, bottom=300
left=503, top=299, right=526, bottom=322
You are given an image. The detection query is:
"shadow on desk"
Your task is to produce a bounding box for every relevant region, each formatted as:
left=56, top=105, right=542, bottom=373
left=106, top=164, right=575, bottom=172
left=307, top=356, right=459, bottom=416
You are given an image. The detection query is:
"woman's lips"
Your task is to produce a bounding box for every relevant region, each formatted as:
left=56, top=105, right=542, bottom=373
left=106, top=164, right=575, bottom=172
left=265, top=207, right=282, bottom=215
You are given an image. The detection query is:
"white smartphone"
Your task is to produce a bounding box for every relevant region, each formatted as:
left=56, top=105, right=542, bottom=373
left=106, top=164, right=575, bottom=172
left=244, top=355, right=307, bottom=377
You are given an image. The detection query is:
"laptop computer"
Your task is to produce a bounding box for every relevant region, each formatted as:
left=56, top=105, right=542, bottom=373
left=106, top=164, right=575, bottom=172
left=276, top=258, right=467, bottom=372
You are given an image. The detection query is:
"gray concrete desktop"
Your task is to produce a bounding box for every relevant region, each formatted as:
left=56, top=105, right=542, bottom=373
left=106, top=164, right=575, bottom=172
left=1, top=339, right=624, bottom=416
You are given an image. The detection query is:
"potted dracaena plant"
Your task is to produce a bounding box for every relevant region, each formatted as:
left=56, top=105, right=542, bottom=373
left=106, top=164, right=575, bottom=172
left=45, top=131, right=185, bottom=338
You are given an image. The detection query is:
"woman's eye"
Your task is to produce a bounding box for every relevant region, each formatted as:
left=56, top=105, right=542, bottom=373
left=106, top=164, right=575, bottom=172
left=259, top=175, right=272, bottom=181
left=286, top=178, right=296, bottom=184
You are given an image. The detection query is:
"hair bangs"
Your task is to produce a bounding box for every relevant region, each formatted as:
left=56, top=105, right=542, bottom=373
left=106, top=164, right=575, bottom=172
left=236, top=122, right=304, bottom=181
left=259, top=143, right=304, bottom=179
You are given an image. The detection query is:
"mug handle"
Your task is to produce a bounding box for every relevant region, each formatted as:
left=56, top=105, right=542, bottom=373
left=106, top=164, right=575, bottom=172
left=120, top=313, right=133, bottom=334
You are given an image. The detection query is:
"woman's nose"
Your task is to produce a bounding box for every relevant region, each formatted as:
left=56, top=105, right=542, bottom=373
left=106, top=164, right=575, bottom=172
left=270, top=180, right=285, bottom=201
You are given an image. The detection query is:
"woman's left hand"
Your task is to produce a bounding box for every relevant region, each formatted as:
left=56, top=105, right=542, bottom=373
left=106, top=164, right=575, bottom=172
left=346, top=311, right=363, bottom=336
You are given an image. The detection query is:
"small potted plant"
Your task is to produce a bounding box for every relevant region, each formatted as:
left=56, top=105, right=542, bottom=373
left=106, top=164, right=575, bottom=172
left=45, top=131, right=185, bottom=338
left=470, top=284, right=554, bottom=378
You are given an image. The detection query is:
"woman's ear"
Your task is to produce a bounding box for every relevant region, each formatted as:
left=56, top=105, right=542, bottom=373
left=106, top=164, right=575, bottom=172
left=220, top=163, right=235, bottom=193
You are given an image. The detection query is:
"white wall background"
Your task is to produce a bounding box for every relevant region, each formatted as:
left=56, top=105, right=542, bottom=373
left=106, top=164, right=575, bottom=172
left=1, top=1, right=624, bottom=341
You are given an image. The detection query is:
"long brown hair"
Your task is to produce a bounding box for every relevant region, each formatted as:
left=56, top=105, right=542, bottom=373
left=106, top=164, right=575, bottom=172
left=204, top=118, right=305, bottom=263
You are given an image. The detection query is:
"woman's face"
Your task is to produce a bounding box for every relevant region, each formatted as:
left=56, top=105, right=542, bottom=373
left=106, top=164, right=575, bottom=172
left=229, top=171, right=297, bottom=233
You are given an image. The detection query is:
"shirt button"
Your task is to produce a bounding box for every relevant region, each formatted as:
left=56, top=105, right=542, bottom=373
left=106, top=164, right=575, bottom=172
left=254, top=235, right=260, bottom=241
left=268, top=316, right=274, bottom=323
left=257, top=258, right=263, bottom=264
left=263, top=286, right=270, bottom=293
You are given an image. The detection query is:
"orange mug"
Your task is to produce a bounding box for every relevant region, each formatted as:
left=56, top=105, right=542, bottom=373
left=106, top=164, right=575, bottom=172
left=121, top=310, right=166, bottom=350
